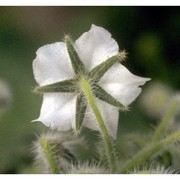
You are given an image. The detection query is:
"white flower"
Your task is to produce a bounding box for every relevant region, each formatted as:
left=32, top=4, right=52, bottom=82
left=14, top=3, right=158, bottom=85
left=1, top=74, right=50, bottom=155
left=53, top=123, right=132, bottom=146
left=33, top=24, right=150, bottom=139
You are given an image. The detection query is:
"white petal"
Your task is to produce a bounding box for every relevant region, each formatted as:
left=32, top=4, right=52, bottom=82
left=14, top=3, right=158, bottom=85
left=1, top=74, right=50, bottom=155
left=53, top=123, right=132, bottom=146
left=99, top=63, right=151, bottom=106
left=33, top=42, right=75, bottom=86
left=83, top=98, right=119, bottom=139
left=37, top=93, right=77, bottom=131
left=75, top=24, right=119, bottom=71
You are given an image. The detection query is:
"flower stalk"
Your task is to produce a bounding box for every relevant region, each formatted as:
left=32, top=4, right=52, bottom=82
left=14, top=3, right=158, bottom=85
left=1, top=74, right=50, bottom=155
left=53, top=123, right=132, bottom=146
left=80, top=76, right=116, bottom=173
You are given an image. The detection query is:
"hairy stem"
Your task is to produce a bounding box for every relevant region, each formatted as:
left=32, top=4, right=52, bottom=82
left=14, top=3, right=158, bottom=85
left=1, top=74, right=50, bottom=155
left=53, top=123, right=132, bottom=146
left=80, top=76, right=116, bottom=173
left=152, top=99, right=178, bottom=142
left=39, top=137, right=59, bottom=174
left=120, top=131, right=180, bottom=173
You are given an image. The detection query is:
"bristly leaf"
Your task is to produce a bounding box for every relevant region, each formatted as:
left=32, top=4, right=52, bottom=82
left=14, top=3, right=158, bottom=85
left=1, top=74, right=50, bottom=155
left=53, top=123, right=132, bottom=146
left=65, top=35, right=87, bottom=76
left=34, top=79, right=78, bottom=93
left=94, top=85, right=127, bottom=110
left=75, top=93, right=87, bottom=131
left=89, top=51, right=127, bottom=83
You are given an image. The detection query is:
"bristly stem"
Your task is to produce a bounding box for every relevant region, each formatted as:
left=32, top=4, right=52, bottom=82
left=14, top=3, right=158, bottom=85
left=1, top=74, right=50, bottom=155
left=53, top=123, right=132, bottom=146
left=120, top=131, right=180, bottom=173
left=39, top=136, right=59, bottom=174
left=80, top=76, right=116, bottom=173
left=152, top=98, right=178, bottom=143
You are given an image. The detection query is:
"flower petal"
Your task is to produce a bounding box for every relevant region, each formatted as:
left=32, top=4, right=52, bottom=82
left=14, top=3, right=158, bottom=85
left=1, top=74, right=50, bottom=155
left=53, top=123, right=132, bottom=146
left=75, top=24, right=119, bottom=71
left=33, top=42, right=75, bottom=86
left=99, top=63, right=151, bottom=106
left=37, top=93, right=77, bottom=131
left=83, top=98, right=119, bottom=139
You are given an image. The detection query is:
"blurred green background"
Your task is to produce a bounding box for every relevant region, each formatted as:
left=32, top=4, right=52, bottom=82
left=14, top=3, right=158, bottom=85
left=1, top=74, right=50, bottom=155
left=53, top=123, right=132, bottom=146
left=0, top=7, right=179, bottom=173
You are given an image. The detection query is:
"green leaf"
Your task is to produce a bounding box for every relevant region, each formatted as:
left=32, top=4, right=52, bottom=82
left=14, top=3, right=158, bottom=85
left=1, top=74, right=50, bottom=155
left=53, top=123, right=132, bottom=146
left=65, top=35, right=87, bottom=76
left=89, top=51, right=126, bottom=83
left=34, top=79, right=78, bottom=93
left=94, top=85, right=126, bottom=110
left=75, top=94, right=87, bottom=131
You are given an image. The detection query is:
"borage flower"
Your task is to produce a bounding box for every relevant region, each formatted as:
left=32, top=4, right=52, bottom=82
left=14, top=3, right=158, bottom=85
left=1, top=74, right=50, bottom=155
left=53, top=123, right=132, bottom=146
left=33, top=24, right=150, bottom=139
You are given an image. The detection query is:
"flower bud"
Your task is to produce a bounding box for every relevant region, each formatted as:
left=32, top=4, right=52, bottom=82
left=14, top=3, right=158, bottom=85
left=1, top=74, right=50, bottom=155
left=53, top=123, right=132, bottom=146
left=32, top=131, right=83, bottom=173
left=67, top=162, right=108, bottom=174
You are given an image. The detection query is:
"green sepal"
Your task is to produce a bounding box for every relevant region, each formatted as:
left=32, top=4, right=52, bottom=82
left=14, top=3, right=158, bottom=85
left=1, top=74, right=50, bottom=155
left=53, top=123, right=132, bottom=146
left=89, top=52, right=126, bottom=83
left=94, top=85, right=127, bottom=110
left=75, top=93, right=87, bottom=131
left=34, top=79, right=78, bottom=93
left=65, top=35, right=87, bottom=76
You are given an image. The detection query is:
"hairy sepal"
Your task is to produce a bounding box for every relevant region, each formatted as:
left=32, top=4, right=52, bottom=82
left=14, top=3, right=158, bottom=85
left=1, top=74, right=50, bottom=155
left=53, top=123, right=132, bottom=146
left=94, top=84, right=127, bottom=110
left=75, top=93, right=87, bottom=131
left=89, top=51, right=127, bottom=83
left=34, top=79, right=78, bottom=93
left=65, top=35, right=87, bottom=76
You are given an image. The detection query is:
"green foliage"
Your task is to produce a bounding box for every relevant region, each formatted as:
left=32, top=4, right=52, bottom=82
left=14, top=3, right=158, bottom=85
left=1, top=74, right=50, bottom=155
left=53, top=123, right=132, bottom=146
left=32, top=95, right=180, bottom=174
